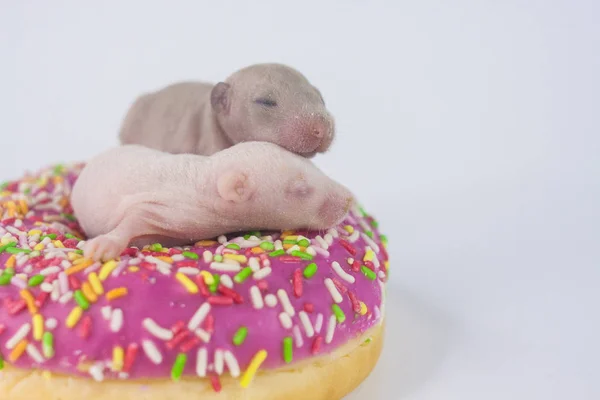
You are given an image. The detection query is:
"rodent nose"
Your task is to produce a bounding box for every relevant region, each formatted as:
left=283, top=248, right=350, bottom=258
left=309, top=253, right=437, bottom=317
left=312, top=127, right=324, bottom=138
left=309, top=117, right=330, bottom=139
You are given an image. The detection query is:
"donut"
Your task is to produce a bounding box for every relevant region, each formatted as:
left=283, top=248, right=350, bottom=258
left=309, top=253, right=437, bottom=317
left=0, top=163, right=389, bottom=400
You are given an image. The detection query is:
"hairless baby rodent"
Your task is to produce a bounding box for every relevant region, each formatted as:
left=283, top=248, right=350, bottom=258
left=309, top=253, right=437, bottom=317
left=71, top=142, right=354, bottom=262
left=118, top=63, right=335, bottom=158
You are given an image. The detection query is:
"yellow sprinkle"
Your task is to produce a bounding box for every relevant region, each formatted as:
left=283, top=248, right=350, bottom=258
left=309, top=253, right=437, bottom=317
left=112, top=346, right=124, bottom=372
left=240, top=349, right=268, bottom=388
left=7, top=209, right=15, bottom=218
left=33, top=243, right=45, bottom=251
left=281, top=231, right=295, bottom=239
left=250, top=247, right=264, bottom=254
left=33, top=313, right=44, bottom=341
left=344, top=225, right=355, bottom=233
left=81, top=282, right=98, bottom=303
left=384, top=261, right=390, bottom=271
left=88, top=272, right=104, bottom=295
left=128, top=266, right=139, bottom=272
left=0, top=237, right=12, bottom=245
left=18, top=200, right=28, bottom=214
left=195, top=240, right=218, bottom=247
left=42, top=370, right=52, bottom=380
left=200, top=271, right=214, bottom=285
left=20, top=289, right=38, bottom=314
left=6, top=201, right=16, bottom=211
left=67, top=252, right=82, bottom=261
left=28, top=229, right=42, bottom=237
left=65, top=259, right=94, bottom=276
left=359, top=301, right=368, bottom=316
left=53, top=240, right=65, bottom=248
left=283, top=235, right=298, bottom=241
left=0, top=191, right=10, bottom=197
left=66, top=306, right=83, bottom=328
left=156, top=256, right=173, bottom=263
left=175, top=272, right=199, bottom=294
left=223, top=254, right=247, bottom=263
left=99, top=260, right=118, bottom=281
left=8, top=339, right=28, bottom=362
left=106, top=287, right=128, bottom=301
left=53, top=176, right=64, bottom=185
left=363, top=250, right=375, bottom=262
left=5, top=255, right=16, bottom=268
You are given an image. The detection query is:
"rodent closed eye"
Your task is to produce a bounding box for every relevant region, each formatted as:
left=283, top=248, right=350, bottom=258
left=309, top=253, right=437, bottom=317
left=254, top=98, right=278, bottom=107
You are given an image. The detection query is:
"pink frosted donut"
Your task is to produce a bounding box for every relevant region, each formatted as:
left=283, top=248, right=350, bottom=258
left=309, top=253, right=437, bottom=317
left=0, top=163, right=389, bottom=400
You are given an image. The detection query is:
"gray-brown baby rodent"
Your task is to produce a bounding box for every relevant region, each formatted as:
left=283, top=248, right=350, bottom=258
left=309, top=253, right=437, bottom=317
left=119, top=63, right=335, bottom=157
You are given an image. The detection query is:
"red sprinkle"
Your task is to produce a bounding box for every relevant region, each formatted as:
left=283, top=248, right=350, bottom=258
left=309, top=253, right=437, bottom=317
left=180, top=336, right=201, bottom=352
left=35, top=291, right=49, bottom=308
left=168, top=248, right=182, bottom=255
left=380, top=244, right=389, bottom=261
left=140, top=261, right=156, bottom=271
left=364, top=261, right=376, bottom=271
left=203, top=314, right=215, bottom=334
left=280, top=256, right=302, bottom=263
left=123, top=343, right=139, bottom=373
left=44, top=273, right=58, bottom=283
left=207, top=296, right=234, bottom=306
left=257, top=280, right=269, bottom=291
left=175, top=260, right=197, bottom=268
left=348, top=291, right=361, bottom=314
left=304, top=303, right=314, bottom=313
left=194, top=275, right=210, bottom=297
left=171, top=321, right=185, bottom=335
left=332, top=277, right=348, bottom=294
left=217, top=285, right=244, bottom=304
left=311, top=336, right=323, bottom=355
left=120, top=248, right=138, bottom=257
left=80, top=315, right=92, bottom=339
left=292, top=269, right=303, bottom=297
left=209, top=374, right=222, bottom=392
left=0, top=324, right=6, bottom=335
left=166, top=330, right=191, bottom=350
left=351, top=260, right=361, bottom=272
left=68, top=275, right=81, bottom=290
left=8, top=300, right=26, bottom=315
left=339, top=239, right=357, bottom=256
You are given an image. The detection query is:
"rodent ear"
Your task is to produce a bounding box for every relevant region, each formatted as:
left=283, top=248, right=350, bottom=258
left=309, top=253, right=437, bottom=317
left=211, top=82, right=231, bottom=114
left=217, top=170, right=253, bottom=203
left=286, top=177, right=314, bottom=199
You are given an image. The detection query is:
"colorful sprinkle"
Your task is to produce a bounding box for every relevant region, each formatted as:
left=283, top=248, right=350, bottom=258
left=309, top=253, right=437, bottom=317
left=283, top=336, right=293, bottom=363
left=171, top=353, right=187, bottom=381
left=233, top=326, right=248, bottom=346
left=240, top=349, right=268, bottom=388
left=303, top=262, right=318, bottom=278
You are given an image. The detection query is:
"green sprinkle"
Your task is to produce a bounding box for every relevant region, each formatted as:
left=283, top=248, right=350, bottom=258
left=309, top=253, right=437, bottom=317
left=0, top=181, right=8, bottom=191
left=248, top=231, right=261, bottom=237
left=361, top=265, right=377, bottom=281
left=73, top=290, right=90, bottom=310
left=53, top=164, right=64, bottom=175
left=150, top=243, right=162, bottom=251
left=380, top=234, right=388, bottom=245
left=182, top=251, right=199, bottom=260
left=332, top=304, right=346, bottom=323
left=0, top=274, right=12, bottom=286
left=233, top=326, right=248, bottom=346
left=283, top=336, right=293, bottom=363
left=209, top=274, right=220, bottom=293
left=24, top=188, right=32, bottom=195
left=40, top=233, right=58, bottom=240
left=260, top=242, right=275, bottom=251
left=283, top=239, right=297, bottom=245
left=234, top=267, right=253, bottom=284
left=371, top=220, right=379, bottom=229
left=5, top=268, right=15, bottom=276
left=364, top=338, right=372, bottom=344
left=269, top=249, right=285, bottom=257
left=171, top=353, right=187, bottom=381
left=0, top=352, right=3, bottom=370
left=6, top=247, right=31, bottom=255
left=365, top=230, right=374, bottom=239
left=297, top=238, right=310, bottom=247
left=0, top=242, right=18, bottom=254
left=213, top=254, right=223, bottom=262
left=290, top=250, right=313, bottom=261
left=42, top=332, right=54, bottom=358
left=65, top=233, right=77, bottom=239
left=74, top=249, right=84, bottom=255
left=226, top=243, right=241, bottom=250
left=303, top=263, right=318, bottom=279
left=61, top=213, right=77, bottom=222
left=28, top=274, right=44, bottom=287
left=359, top=206, right=368, bottom=217
left=243, top=234, right=251, bottom=240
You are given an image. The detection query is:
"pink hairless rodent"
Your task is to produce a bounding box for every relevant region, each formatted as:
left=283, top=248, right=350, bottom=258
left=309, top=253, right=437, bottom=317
left=70, top=142, right=354, bottom=262
left=119, top=63, right=335, bottom=158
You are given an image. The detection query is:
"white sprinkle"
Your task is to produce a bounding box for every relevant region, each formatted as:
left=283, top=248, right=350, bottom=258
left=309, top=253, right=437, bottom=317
left=112, top=259, right=129, bottom=277
left=324, top=233, right=334, bottom=246
left=76, top=240, right=85, bottom=249
left=215, top=245, right=224, bottom=255
left=223, top=257, right=241, bottom=265
left=217, top=235, right=227, bottom=244
left=279, top=312, right=293, bottom=329
left=214, top=349, right=224, bottom=375
left=40, top=282, right=54, bottom=293
left=249, top=286, right=264, bottom=309
left=58, top=272, right=68, bottom=294
left=188, top=302, right=211, bottom=331
left=146, top=256, right=172, bottom=271
left=60, top=260, right=71, bottom=269
left=361, top=233, right=380, bottom=253
left=220, top=274, right=234, bottom=289
left=58, top=291, right=73, bottom=304
left=143, top=318, right=174, bottom=341
left=84, top=261, right=101, bottom=274
left=5, top=226, right=24, bottom=236
left=128, top=257, right=141, bottom=266
left=196, top=348, right=207, bottom=377
left=142, top=340, right=163, bottom=365
left=118, top=372, right=129, bottom=379
left=110, top=308, right=124, bottom=332
left=202, top=250, right=213, bottom=263
left=358, top=218, right=371, bottom=232
left=101, top=306, right=112, bottom=320
left=178, top=267, right=200, bottom=276
left=305, top=246, right=317, bottom=256
left=210, top=262, right=241, bottom=272
left=312, top=246, right=330, bottom=257
left=26, top=343, right=44, bottom=364
left=372, top=254, right=381, bottom=269
left=331, top=261, right=355, bottom=284
left=324, top=278, right=343, bottom=303
left=171, top=254, right=185, bottom=262
left=239, top=240, right=261, bottom=249
left=277, top=289, right=295, bottom=316
left=248, top=257, right=261, bottom=272
left=347, top=230, right=360, bottom=243
left=253, top=266, right=271, bottom=280
left=347, top=257, right=354, bottom=265
left=325, top=315, right=337, bottom=344
left=315, top=235, right=329, bottom=249
left=40, top=266, right=61, bottom=276
left=14, top=219, right=23, bottom=228
left=286, top=244, right=300, bottom=254
left=264, top=294, right=278, bottom=308
left=293, top=325, right=304, bottom=348
left=50, top=281, right=60, bottom=301
left=6, top=323, right=31, bottom=349
left=224, top=351, right=240, bottom=378
left=314, top=313, right=324, bottom=334
left=89, top=363, right=105, bottom=382
left=378, top=270, right=386, bottom=279
left=374, top=305, right=382, bottom=320
left=274, top=240, right=283, bottom=250
left=195, top=328, right=211, bottom=343
left=45, top=318, right=58, bottom=330
left=327, top=228, right=339, bottom=238
left=299, top=311, right=315, bottom=338
left=16, top=255, right=29, bottom=267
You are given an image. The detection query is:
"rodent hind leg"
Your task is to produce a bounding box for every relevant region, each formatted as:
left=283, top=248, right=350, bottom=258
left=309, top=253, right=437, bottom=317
left=83, top=214, right=141, bottom=262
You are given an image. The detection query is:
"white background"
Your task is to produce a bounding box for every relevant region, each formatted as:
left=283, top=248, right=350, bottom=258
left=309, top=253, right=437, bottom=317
left=1, top=1, right=599, bottom=399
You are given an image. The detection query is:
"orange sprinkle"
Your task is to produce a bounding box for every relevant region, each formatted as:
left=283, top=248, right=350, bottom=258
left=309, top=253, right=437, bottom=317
left=65, top=259, right=94, bottom=275
left=81, top=282, right=98, bottom=303
left=250, top=247, right=265, bottom=254
left=20, top=289, right=38, bottom=314
left=8, top=339, right=28, bottom=362
left=5, top=254, right=16, bottom=268
left=18, top=199, right=29, bottom=214
left=58, top=197, right=69, bottom=207
left=156, top=256, right=173, bottom=263
left=106, top=287, right=128, bottom=301
left=195, top=240, right=218, bottom=247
